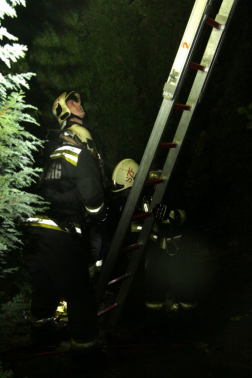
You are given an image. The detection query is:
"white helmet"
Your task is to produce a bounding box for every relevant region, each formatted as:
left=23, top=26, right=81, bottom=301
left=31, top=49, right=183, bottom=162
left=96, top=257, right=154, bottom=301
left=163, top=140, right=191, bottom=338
left=52, top=91, right=81, bottom=128
left=112, top=159, right=139, bottom=192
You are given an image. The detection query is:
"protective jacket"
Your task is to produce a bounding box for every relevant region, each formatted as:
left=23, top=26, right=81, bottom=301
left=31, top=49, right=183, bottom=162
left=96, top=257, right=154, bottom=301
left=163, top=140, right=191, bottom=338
left=19, top=125, right=106, bottom=347
left=22, top=128, right=106, bottom=233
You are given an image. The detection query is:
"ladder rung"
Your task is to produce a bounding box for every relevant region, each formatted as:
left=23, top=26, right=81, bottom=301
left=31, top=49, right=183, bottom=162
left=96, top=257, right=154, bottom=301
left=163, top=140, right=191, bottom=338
left=159, top=142, right=178, bottom=149
left=108, top=274, right=128, bottom=286
left=121, top=243, right=141, bottom=254
left=174, top=104, right=192, bottom=111
left=206, top=17, right=222, bottom=30
left=97, top=303, right=119, bottom=316
left=132, top=212, right=152, bottom=221
left=145, top=178, right=164, bottom=186
left=190, top=62, right=207, bottom=72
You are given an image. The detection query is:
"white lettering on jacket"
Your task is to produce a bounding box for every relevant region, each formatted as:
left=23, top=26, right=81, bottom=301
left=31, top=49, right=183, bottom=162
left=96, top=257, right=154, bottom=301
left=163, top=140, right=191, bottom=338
left=45, top=163, right=62, bottom=180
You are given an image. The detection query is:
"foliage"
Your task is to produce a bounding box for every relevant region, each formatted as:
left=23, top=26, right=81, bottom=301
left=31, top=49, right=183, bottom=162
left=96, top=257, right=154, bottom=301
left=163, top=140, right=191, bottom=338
left=0, top=292, right=31, bottom=336
left=0, top=0, right=47, bottom=278
left=237, top=102, right=252, bottom=130
left=0, top=363, right=13, bottom=378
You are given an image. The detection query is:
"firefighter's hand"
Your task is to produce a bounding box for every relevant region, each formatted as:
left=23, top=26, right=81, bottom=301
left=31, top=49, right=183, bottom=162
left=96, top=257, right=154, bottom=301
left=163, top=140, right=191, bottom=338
left=152, top=203, right=168, bottom=220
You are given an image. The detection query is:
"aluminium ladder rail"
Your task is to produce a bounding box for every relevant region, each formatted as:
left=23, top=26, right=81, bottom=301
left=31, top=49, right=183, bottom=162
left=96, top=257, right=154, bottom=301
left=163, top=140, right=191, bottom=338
left=150, top=0, right=239, bottom=213
left=95, top=0, right=239, bottom=327
left=95, top=0, right=213, bottom=307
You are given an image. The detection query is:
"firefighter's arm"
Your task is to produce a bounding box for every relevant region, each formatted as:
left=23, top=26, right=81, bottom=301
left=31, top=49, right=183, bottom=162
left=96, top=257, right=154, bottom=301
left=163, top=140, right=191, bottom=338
left=76, top=148, right=106, bottom=221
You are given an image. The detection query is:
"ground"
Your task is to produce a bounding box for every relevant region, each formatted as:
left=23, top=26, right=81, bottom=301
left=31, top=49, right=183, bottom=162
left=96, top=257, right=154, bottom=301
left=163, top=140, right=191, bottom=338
left=1, top=231, right=252, bottom=378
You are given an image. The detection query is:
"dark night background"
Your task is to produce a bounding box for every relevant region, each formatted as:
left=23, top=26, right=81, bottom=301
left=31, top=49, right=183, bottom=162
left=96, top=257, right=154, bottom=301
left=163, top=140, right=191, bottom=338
left=2, top=0, right=250, bottom=245
left=1, top=0, right=252, bottom=376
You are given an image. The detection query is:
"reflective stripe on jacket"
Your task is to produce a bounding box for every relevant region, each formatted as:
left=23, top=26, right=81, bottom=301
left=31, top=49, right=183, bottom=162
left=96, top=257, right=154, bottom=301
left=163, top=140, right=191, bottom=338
left=20, top=215, right=81, bottom=234
left=49, top=144, right=105, bottom=217
left=50, top=145, right=81, bottom=166
left=131, top=222, right=181, bottom=253
left=85, top=202, right=104, bottom=216
left=36, top=136, right=105, bottom=224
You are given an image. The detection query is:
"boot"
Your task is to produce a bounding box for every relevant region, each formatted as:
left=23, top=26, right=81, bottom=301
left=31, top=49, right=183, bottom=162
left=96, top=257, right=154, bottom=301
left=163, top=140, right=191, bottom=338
left=31, top=318, right=69, bottom=347
left=69, top=337, right=108, bottom=371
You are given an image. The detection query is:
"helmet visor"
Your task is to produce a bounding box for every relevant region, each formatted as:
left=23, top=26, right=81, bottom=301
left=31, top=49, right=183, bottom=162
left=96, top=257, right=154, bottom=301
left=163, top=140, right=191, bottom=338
left=112, top=180, right=125, bottom=191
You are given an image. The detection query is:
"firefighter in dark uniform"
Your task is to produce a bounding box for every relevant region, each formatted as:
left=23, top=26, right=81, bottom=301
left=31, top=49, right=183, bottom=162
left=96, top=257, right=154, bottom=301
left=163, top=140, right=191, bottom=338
left=20, top=91, right=107, bottom=352
left=108, top=159, right=197, bottom=313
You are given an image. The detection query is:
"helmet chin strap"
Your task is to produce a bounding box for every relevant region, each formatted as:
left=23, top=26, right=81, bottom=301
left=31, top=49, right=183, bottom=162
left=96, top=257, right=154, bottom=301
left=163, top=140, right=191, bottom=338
left=62, top=113, right=84, bottom=130
left=69, top=113, right=84, bottom=122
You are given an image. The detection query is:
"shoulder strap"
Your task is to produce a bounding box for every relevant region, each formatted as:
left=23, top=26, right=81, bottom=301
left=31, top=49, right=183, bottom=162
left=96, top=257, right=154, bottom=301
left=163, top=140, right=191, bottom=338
left=60, top=134, right=82, bottom=147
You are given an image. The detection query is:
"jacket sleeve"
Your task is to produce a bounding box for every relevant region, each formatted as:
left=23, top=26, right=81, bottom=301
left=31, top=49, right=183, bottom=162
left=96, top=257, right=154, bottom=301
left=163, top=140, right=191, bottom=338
left=76, top=148, right=106, bottom=220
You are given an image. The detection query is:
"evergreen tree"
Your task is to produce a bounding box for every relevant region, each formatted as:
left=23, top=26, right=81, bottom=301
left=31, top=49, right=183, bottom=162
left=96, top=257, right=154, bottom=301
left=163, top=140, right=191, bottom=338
left=0, top=0, right=47, bottom=278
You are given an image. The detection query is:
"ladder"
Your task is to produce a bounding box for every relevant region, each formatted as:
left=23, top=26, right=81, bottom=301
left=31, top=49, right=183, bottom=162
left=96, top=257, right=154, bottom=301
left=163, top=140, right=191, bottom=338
left=95, top=0, right=239, bottom=327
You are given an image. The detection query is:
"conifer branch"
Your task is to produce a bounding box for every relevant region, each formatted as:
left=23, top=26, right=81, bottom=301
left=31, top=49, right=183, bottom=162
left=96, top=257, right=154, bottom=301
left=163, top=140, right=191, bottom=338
left=0, top=105, right=9, bottom=117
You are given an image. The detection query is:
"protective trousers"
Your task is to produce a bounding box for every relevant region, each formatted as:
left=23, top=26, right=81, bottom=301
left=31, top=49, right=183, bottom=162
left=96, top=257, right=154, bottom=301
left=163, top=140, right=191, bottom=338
left=145, top=241, right=168, bottom=303
left=23, top=227, right=98, bottom=342
left=145, top=238, right=201, bottom=304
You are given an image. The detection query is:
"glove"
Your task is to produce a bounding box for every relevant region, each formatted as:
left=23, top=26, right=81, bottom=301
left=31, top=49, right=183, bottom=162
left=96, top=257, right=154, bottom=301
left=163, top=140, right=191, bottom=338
left=152, top=203, right=169, bottom=221
left=153, top=204, right=186, bottom=226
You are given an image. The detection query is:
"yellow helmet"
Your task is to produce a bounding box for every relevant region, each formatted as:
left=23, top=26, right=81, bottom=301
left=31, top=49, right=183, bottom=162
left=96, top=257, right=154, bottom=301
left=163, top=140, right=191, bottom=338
left=112, top=159, right=139, bottom=192
left=66, top=124, right=97, bottom=157
left=52, top=91, right=81, bottom=128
